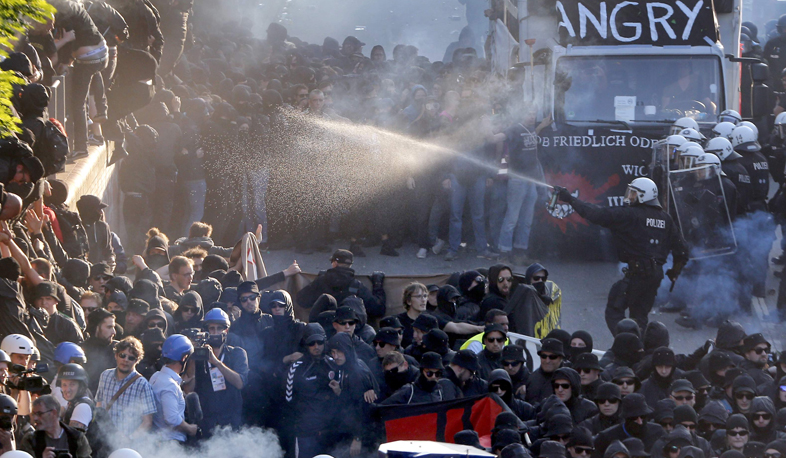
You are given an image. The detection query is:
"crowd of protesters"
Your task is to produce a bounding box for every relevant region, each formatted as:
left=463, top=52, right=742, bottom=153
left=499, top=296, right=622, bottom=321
left=0, top=3, right=783, bottom=458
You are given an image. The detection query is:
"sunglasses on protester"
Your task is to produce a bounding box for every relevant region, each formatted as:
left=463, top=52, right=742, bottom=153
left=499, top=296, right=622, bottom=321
left=614, top=379, right=636, bottom=386
left=539, top=353, right=561, bottom=360
left=93, top=275, right=112, bottom=282
left=116, top=352, right=138, bottom=362
left=498, top=277, right=513, bottom=283
left=672, top=395, right=694, bottom=401
left=596, top=398, right=620, bottom=405
left=578, top=368, right=596, bottom=375
left=336, top=320, right=357, bottom=326
left=572, top=447, right=594, bottom=455
left=148, top=321, right=166, bottom=329
left=753, top=346, right=769, bottom=355
left=753, top=413, right=772, bottom=421
left=239, top=294, right=259, bottom=303
left=502, top=361, right=521, bottom=367
left=532, top=275, right=547, bottom=281
left=307, top=340, right=324, bottom=347
left=486, top=337, right=505, bottom=343
left=424, top=370, right=442, bottom=378
left=727, top=429, right=749, bottom=437
left=553, top=382, right=571, bottom=390
left=735, top=393, right=755, bottom=400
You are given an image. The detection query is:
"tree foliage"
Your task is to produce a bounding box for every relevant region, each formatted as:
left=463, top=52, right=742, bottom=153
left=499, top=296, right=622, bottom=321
left=0, top=0, right=56, bottom=137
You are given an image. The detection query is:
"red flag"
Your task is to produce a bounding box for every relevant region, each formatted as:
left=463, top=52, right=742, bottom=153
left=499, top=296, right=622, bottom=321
left=373, top=394, right=511, bottom=443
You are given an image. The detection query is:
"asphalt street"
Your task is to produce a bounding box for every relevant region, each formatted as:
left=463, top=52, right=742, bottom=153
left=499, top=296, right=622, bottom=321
left=259, top=238, right=784, bottom=355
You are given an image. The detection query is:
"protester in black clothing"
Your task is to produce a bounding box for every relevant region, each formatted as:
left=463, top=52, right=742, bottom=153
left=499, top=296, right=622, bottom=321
left=259, top=290, right=306, bottom=379
left=446, top=349, right=488, bottom=397
left=477, top=323, right=507, bottom=380
left=480, top=264, right=514, bottom=317
left=593, top=393, right=666, bottom=458
left=551, top=367, right=598, bottom=424
left=229, top=281, right=273, bottom=375
left=367, top=328, right=419, bottom=400
left=81, top=308, right=116, bottom=393
left=569, top=330, right=594, bottom=363
left=501, top=345, right=530, bottom=399
left=382, top=352, right=461, bottom=404
left=749, top=397, right=781, bottom=444
left=580, top=382, right=622, bottom=434
left=296, top=250, right=386, bottom=319
left=640, top=347, right=683, bottom=409
left=740, top=334, right=774, bottom=387
left=76, top=195, right=114, bottom=267
left=602, top=333, right=645, bottom=381
left=455, top=270, right=486, bottom=322
left=527, top=338, right=565, bottom=405
left=325, top=332, right=378, bottom=456
left=574, top=353, right=603, bottom=400
left=284, top=323, right=337, bottom=458
left=135, top=327, right=164, bottom=379
left=403, top=314, right=439, bottom=361
left=488, top=369, right=534, bottom=420
left=332, top=306, right=375, bottom=363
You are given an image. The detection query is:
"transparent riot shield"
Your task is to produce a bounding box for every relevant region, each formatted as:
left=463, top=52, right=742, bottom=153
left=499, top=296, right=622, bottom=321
left=668, top=166, right=737, bottom=260
left=650, top=139, right=671, bottom=211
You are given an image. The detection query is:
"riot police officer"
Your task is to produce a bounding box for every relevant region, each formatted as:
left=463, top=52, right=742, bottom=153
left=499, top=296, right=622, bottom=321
left=556, top=178, right=689, bottom=335
left=764, top=15, right=786, bottom=91
left=733, top=125, right=769, bottom=212
left=713, top=135, right=752, bottom=215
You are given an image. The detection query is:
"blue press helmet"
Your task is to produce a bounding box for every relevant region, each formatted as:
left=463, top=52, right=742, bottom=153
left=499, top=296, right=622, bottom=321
left=161, top=335, right=194, bottom=362
left=54, top=342, right=87, bottom=365
left=203, top=308, right=230, bottom=328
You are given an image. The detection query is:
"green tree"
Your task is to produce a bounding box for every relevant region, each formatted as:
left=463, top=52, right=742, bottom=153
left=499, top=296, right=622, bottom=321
left=0, top=0, right=56, bottom=138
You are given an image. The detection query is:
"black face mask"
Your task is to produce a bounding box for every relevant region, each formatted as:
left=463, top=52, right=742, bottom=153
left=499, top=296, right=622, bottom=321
left=569, top=346, right=591, bottom=361
left=416, top=375, right=438, bottom=392
left=466, top=284, right=485, bottom=303
left=385, top=369, right=410, bottom=392
left=625, top=418, right=646, bottom=436
left=533, top=281, right=547, bottom=296
left=112, top=310, right=127, bottom=327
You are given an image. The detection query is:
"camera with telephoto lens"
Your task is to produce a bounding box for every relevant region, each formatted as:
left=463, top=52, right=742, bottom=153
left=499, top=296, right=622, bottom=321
left=6, top=363, right=49, bottom=393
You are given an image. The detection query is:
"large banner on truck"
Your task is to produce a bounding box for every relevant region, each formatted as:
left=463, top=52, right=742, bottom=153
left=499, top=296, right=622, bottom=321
left=555, top=0, right=719, bottom=46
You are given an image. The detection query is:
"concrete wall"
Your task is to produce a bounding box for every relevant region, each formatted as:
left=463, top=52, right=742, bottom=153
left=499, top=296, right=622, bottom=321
left=55, top=142, right=125, bottom=240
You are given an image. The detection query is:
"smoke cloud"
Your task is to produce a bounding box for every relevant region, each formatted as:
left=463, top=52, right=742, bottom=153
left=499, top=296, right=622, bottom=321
left=109, top=426, right=283, bottom=458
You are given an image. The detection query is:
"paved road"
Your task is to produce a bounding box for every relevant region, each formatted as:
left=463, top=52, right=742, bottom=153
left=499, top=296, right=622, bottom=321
left=258, top=238, right=784, bottom=355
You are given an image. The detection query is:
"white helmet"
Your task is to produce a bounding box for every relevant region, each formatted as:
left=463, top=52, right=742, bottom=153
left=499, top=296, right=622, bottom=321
left=705, top=137, right=741, bottom=161
left=108, top=450, right=142, bottom=458
left=1, top=452, right=33, bottom=458
left=718, top=109, right=742, bottom=125
left=711, top=122, right=736, bottom=139
left=695, top=153, right=721, bottom=168
left=0, top=350, right=10, bottom=364
left=731, top=125, right=761, bottom=153
left=679, top=127, right=706, bottom=144
left=663, top=135, right=687, bottom=162
left=738, top=120, right=759, bottom=138
left=678, top=145, right=705, bottom=169
left=1, top=335, right=35, bottom=356
left=775, top=112, right=786, bottom=140
left=624, top=177, right=659, bottom=206
left=670, top=117, right=699, bottom=135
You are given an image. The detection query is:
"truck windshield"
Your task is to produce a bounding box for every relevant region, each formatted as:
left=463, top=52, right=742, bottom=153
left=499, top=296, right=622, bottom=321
left=555, top=55, right=722, bottom=123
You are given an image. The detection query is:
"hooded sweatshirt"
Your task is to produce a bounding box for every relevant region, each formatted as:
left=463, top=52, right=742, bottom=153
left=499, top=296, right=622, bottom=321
left=295, top=266, right=385, bottom=318
left=456, top=270, right=485, bottom=322
left=488, top=368, right=535, bottom=421
left=525, top=263, right=553, bottom=305
left=173, top=291, right=204, bottom=333
left=259, top=290, right=306, bottom=376
left=326, top=333, right=378, bottom=444
left=750, top=396, right=781, bottom=444
left=552, top=367, right=599, bottom=424
left=480, top=264, right=513, bottom=317
left=137, top=327, right=165, bottom=379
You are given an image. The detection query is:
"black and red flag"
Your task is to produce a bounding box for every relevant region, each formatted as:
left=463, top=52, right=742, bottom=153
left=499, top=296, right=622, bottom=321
left=372, top=394, right=521, bottom=445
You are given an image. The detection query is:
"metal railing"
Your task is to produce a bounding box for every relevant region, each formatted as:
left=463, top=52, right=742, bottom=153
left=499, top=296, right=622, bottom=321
left=48, top=75, right=66, bottom=127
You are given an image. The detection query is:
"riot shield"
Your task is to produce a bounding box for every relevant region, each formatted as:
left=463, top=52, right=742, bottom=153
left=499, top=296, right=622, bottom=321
left=650, top=139, right=671, bottom=211
left=668, top=166, right=736, bottom=260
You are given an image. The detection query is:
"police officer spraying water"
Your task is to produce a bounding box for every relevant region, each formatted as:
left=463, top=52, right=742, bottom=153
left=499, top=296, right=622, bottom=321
left=555, top=178, right=689, bottom=335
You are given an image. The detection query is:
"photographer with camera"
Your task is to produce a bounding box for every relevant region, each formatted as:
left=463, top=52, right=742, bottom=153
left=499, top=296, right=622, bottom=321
left=0, top=394, right=18, bottom=454
left=2, top=335, right=39, bottom=416
left=150, top=335, right=198, bottom=442
left=19, top=395, right=91, bottom=458
left=182, top=309, right=247, bottom=436
left=0, top=351, right=10, bottom=394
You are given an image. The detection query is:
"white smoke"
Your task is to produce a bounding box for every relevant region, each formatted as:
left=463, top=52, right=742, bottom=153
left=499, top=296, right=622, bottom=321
left=110, top=426, right=283, bottom=458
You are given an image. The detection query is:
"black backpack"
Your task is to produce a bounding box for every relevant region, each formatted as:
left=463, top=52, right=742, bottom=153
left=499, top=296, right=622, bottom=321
left=38, top=118, right=69, bottom=176
left=52, top=206, right=89, bottom=259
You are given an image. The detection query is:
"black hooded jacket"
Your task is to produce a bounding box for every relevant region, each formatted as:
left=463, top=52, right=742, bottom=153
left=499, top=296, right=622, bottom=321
left=488, top=369, right=535, bottom=420
left=296, top=266, right=385, bottom=318
left=552, top=367, right=598, bottom=424
left=750, top=396, right=783, bottom=444
left=445, top=365, right=488, bottom=397
left=259, top=291, right=307, bottom=376
left=478, top=347, right=504, bottom=381
left=173, top=291, right=204, bottom=333
left=282, top=324, right=339, bottom=437
left=455, top=271, right=485, bottom=322
left=480, top=264, right=512, bottom=317
left=326, top=333, right=378, bottom=443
